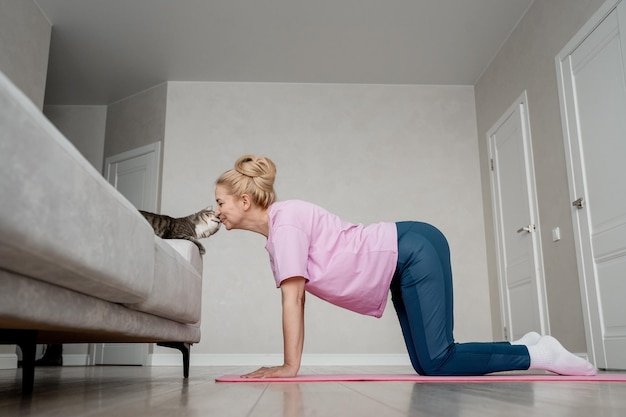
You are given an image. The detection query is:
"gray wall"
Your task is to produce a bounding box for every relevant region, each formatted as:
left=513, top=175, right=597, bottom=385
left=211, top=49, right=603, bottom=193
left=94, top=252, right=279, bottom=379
left=103, top=83, right=168, bottom=160
left=103, top=84, right=168, bottom=212
left=44, top=106, right=108, bottom=172
left=161, top=82, right=491, bottom=359
left=474, top=0, right=606, bottom=352
left=0, top=0, right=50, bottom=109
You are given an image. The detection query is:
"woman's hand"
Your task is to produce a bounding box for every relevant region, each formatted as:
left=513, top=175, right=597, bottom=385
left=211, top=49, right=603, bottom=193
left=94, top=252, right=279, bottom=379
left=242, top=364, right=299, bottom=379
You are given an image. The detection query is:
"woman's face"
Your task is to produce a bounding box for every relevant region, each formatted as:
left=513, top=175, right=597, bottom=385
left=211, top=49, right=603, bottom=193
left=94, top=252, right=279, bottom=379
left=214, top=184, right=244, bottom=230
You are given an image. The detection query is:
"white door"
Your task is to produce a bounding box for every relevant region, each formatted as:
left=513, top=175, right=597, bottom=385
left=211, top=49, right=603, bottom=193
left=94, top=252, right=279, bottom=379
left=557, top=0, right=626, bottom=370
left=92, top=142, right=161, bottom=365
left=105, top=142, right=161, bottom=211
left=488, top=92, right=549, bottom=341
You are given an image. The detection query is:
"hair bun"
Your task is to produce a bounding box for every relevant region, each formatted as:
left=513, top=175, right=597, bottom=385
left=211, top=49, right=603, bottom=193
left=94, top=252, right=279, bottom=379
left=216, top=155, right=277, bottom=209
left=235, top=155, right=276, bottom=185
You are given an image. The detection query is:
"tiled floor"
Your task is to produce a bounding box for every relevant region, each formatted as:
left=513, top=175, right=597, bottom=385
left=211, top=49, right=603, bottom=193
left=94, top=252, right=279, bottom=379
left=1, top=365, right=626, bottom=416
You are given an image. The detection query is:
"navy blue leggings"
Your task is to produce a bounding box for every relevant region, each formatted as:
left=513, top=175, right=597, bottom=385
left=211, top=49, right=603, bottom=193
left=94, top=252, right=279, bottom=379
left=391, top=222, right=530, bottom=375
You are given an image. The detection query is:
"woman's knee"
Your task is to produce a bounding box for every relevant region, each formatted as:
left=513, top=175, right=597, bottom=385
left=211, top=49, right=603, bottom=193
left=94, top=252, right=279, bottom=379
left=411, top=345, right=456, bottom=376
left=413, top=360, right=447, bottom=376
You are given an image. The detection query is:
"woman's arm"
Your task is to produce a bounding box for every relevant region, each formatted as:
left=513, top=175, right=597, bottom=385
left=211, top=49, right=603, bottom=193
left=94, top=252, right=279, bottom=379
left=242, top=276, right=306, bottom=378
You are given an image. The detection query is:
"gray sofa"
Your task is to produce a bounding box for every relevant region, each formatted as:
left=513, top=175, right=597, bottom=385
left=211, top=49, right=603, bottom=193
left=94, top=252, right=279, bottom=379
left=0, top=71, right=205, bottom=394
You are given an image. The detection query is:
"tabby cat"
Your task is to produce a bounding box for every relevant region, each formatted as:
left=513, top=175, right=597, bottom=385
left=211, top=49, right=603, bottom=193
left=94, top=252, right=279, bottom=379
left=140, top=207, right=220, bottom=255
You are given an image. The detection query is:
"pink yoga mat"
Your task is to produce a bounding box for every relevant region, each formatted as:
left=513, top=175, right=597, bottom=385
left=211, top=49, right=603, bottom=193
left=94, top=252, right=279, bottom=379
left=216, top=373, right=626, bottom=383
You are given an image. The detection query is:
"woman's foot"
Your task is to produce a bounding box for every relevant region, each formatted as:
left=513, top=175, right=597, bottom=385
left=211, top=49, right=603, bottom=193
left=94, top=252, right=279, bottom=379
left=527, top=336, right=596, bottom=376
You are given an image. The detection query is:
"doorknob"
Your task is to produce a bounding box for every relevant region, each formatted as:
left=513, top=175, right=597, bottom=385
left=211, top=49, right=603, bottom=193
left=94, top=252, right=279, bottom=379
left=517, top=225, right=535, bottom=234
left=572, top=197, right=584, bottom=209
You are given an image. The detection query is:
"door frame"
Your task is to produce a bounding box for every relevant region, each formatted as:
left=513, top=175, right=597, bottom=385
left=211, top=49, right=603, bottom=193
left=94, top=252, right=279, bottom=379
left=555, top=0, right=623, bottom=368
left=487, top=91, right=549, bottom=340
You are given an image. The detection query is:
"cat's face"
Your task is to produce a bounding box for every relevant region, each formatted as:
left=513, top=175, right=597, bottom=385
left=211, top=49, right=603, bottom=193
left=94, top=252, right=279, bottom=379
left=195, top=208, right=221, bottom=238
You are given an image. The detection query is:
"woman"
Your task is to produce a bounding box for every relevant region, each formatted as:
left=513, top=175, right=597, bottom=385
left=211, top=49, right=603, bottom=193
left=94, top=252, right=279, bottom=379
left=215, top=155, right=597, bottom=378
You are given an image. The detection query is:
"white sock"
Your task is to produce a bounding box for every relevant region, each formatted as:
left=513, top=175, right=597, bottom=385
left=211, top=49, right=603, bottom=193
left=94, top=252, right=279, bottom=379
left=527, top=335, right=597, bottom=376
left=511, top=331, right=542, bottom=346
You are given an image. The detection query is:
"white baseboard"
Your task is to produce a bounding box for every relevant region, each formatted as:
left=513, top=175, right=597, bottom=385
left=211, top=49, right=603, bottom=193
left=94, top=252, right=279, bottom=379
left=0, top=353, right=18, bottom=370
left=62, top=354, right=90, bottom=366
left=0, top=353, right=89, bottom=369
left=3, top=351, right=410, bottom=369
left=149, top=353, right=411, bottom=367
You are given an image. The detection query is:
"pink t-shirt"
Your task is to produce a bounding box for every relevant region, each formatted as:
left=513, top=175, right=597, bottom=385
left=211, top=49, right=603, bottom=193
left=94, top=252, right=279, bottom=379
left=265, top=200, right=398, bottom=318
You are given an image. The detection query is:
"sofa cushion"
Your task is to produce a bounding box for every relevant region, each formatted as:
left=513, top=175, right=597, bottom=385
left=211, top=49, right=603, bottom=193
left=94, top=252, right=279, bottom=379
left=125, top=238, right=203, bottom=323
left=0, top=269, right=200, bottom=343
left=0, top=71, right=154, bottom=304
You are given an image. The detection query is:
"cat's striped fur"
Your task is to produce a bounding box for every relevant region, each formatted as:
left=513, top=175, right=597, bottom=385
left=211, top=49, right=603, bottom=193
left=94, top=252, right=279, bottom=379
left=140, top=207, right=220, bottom=255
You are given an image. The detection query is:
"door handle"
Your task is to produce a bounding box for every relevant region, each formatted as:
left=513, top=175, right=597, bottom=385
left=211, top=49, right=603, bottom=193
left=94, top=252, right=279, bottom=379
left=517, top=225, right=535, bottom=234
left=572, top=197, right=584, bottom=209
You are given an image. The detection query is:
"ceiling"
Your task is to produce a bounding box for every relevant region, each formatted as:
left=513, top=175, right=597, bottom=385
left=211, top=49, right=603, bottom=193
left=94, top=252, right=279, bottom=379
left=35, top=0, right=535, bottom=105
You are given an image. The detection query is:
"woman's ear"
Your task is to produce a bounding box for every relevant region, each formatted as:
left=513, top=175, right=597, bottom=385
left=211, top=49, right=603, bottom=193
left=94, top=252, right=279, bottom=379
left=240, top=193, right=251, bottom=210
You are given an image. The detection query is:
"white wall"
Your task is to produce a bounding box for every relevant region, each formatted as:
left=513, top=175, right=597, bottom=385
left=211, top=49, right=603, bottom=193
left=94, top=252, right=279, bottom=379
left=161, top=82, right=490, bottom=361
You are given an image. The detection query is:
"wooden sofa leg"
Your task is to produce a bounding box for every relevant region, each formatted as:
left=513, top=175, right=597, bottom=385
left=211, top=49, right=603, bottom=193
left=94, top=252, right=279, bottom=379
left=0, top=329, right=38, bottom=395
left=157, top=342, right=191, bottom=378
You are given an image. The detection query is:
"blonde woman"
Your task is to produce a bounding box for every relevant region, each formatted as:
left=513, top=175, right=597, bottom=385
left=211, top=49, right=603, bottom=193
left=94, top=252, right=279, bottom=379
left=215, top=154, right=596, bottom=379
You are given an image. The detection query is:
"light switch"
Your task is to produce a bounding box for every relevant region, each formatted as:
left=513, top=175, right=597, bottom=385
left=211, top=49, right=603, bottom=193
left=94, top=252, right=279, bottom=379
left=552, top=227, right=561, bottom=242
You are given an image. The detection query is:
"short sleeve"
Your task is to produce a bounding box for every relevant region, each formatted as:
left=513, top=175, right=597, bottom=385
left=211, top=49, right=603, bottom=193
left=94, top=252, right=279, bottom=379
left=267, top=225, right=310, bottom=286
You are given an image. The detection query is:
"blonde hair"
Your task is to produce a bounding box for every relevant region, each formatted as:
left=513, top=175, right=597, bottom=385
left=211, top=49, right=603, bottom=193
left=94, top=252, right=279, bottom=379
left=216, top=155, right=277, bottom=209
